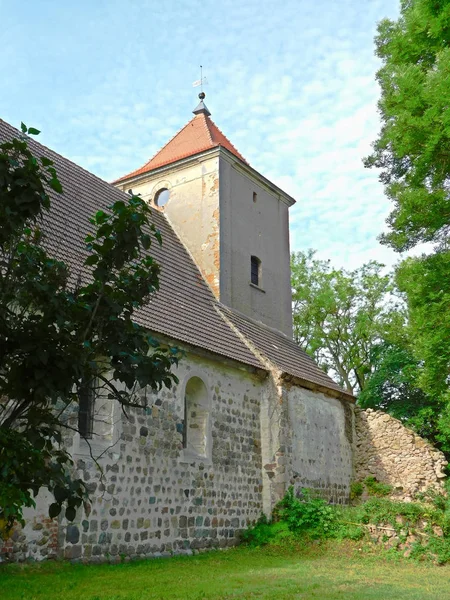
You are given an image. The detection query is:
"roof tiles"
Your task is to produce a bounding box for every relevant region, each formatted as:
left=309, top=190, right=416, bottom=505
left=218, top=306, right=354, bottom=401
left=115, top=113, right=248, bottom=183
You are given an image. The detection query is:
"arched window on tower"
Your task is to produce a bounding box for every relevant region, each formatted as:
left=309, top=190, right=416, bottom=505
left=250, top=255, right=261, bottom=287
left=183, top=376, right=210, bottom=459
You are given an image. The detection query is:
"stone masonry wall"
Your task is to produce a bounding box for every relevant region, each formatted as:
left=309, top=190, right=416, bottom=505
left=0, top=490, right=59, bottom=562
left=354, top=408, right=447, bottom=499
left=1, top=352, right=264, bottom=563
left=282, top=385, right=354, bottom=504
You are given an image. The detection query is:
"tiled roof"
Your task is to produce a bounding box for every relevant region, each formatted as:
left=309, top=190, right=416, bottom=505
left=114, top=113, right=248, bottom=183
left=0, top=119, right=261, bottom=371
left=0, top=118, right=352, bottom=400
left=218, top=306, right=354, bottom=401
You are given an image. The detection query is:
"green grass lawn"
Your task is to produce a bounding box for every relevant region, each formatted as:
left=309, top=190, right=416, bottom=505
left=1, top=542, right=449, bottom=600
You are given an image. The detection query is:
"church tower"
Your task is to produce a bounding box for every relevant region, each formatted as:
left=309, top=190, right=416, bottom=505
left=114, top=94, right=295, bottom=337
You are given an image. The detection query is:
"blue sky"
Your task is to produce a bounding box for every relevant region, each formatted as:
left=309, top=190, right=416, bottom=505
left=1, top=0, right=402, bottom=269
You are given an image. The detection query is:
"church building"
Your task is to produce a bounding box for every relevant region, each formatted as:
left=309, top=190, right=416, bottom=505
left=0, top=97, right=357, bottom=562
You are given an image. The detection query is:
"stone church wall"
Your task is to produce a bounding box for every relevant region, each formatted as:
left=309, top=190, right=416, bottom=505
left=354, top=408, right=447, bottom=499
left=262, top=384, right=354, bottom=506
left=1, top=353, right=264, bottom=563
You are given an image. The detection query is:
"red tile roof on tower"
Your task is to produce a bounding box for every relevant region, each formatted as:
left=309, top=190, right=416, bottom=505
left=114, top=106, right=248, bottom=184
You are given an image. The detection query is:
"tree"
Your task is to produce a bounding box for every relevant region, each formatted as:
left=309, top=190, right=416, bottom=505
left=365, top=0, right=450, bottom=450
left=358, top=341, right=439, bottom=441
left=364, top=0, right=450, bottom=252
left=0, top=126, right=181, bottom=537
left=291, top=250, right=404, bottom=394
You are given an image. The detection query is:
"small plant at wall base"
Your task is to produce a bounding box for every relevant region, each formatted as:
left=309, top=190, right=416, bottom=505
left=350, top=482, right=364, bottom=501
left=0, top=125, right=182, bottom=538
left=363, top=477, right=393, bottom=498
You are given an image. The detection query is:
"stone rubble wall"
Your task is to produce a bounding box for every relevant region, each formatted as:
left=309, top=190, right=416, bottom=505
left=354, top=408, right=447, bottom=499
left=366, top=518, right=443, bottom=558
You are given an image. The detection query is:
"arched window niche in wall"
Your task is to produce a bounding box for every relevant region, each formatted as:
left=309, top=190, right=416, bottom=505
left=181, top=375, right=211, bottom=463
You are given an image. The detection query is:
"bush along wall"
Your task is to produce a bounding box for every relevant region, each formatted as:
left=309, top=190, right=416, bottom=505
left=242, top=485, right=450, bottom=564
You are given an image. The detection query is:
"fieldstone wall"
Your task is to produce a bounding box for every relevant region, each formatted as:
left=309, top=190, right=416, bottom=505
left=354, top=408, right=447, bottom=499
left=1, top=352, right=264, bottom=563
left=0, top=490, right=59, bottom=562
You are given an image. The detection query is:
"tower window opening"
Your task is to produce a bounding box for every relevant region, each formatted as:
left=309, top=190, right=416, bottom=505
left=253, top=192, right=257, bottom=203
left=154, top=188, right=170, bottom=207
left=251, top=256, right=261, bottom=287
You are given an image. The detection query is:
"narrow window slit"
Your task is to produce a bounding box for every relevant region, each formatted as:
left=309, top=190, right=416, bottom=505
left=251, top=256, right=261, bottom=287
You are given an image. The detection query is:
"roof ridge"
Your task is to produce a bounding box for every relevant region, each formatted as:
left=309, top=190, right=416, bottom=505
left=202, top=114, right=215, bottom=146
left=218, top=303, right=292, bottom=340
left=215, top=305, right=277, bottom=373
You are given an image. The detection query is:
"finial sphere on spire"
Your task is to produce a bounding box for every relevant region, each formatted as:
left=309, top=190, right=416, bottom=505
left=192, top=90, right=211, bottom=117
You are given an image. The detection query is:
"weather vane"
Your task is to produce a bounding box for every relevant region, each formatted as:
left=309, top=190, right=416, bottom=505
left=192, top=65, right=208, bottom=97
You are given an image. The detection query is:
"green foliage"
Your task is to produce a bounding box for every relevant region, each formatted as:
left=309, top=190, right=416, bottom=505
left=242, top=486, right=450, bottom=563
left=358, top=342, right=439, bottom=442
left=395, top=253, right=450, bottom=452
left=365, top=0, right=450, bottom=453
left=354, top=497, right=429, bottom=529
left=363, top=477, right=393, bottom=498
left=277, top=487, right=336, bottom=537
left=410, top=535, right=450, bottom=565
left=365, top=0, right=450, bottom=253
left=240, top=516, right=292, bottom=547
left=291, top=250, right=405, bottom=394
left=350, top=481, right=364, bottom=500
left=0, top=126, right=181, bottom=536
left=415, top=480, right=450, bottom=512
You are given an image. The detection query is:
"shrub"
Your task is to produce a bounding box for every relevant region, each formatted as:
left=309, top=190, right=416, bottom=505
left=277, top=487, right=336, bottom=537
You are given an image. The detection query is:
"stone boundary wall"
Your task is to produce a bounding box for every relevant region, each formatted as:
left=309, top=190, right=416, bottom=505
left=354, top=408, right=447, bottom=499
